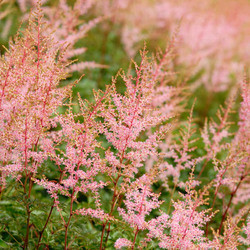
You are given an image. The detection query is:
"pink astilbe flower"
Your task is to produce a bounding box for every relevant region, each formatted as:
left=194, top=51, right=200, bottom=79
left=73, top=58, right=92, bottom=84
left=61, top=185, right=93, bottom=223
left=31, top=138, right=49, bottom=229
left=239, top=216, right=250, bottom=247
left=17, top=0, right=105, bottom=73
left=42, top=0, right=106, bottom=72
left=100, top=46, right=185, bottom=248
left=211, top=82, right=249, bottom=211
left=118, top=175, right=162, bottom=230
left=201, top=98, right=234, bottom=160
left=150, top=101, right=202, bottom=187
left=115, top=174, right=162, bottom=249
left=114, top=238, right=133, bottom=249
left=236, top=81, right=250, bottom=142
left=210, top=214, right=244, bottom=250
left=37, top=88, right=112, bottom=210
left=203, top=140, right=248, bottom=238
left=198, top=95, right=236, bottom=177
left=34, top=177, right=68, bottom=206
left=211, top=81, right=249, bottom=232
left=0, top=7, right=70, bottom=187
left=102, top=47, right=183, bottom=180
left=75, top=208, right=114, bottom=222
left=145, top=175, right=213, bottom=249
left=229, top=81, right=250, bottom=204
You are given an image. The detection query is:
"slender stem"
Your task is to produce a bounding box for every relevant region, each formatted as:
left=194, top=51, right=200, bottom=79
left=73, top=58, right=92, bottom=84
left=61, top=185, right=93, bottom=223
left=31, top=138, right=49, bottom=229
left=24, top=177, right=33, bottom=249
left=36, top=205, right=54, bottom=249
left=167, top=183, right=177, bottom=214
left=100, top=223, right=107, bottom=250
left=36, top=171, right=64, bottom=249
left=64, top=188, right=75, bottom=250
left=131, top=228, right=139, bottom=250
left=198, top=158, right=209, bottom=178
left=103, top=223, right=111, bottom=248
left=218, top=175, right=245, bottom=234
left=4, top=226, right=21, bottom=246
left=100, top=175, right=120, bottom=250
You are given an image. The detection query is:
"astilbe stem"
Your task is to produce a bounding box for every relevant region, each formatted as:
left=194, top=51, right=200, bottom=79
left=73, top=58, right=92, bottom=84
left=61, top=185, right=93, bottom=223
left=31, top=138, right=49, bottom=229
left=218, top=174, right=246, bottom=234
left=64, top=187, right=75, bottom=250
left=131, top=228, right=139, bottom=250
left=36, top=170, right=64, bottom=249
left=100, top=174, right=121, bottom=249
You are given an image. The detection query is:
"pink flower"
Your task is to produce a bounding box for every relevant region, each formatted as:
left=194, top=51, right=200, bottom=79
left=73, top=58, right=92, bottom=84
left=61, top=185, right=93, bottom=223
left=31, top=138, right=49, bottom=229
left=114, top=238, right=133, bottom=249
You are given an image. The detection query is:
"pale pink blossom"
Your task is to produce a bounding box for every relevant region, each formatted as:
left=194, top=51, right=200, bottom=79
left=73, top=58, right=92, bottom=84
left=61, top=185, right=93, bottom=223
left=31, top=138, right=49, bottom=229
left=114, top=238, right=133, bottom=249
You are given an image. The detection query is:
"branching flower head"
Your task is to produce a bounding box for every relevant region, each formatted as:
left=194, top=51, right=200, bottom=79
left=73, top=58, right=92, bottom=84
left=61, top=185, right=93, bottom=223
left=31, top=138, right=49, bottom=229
left=145, top=174, right=213, bottom=249
left=0, top=6, right=71, bottom=185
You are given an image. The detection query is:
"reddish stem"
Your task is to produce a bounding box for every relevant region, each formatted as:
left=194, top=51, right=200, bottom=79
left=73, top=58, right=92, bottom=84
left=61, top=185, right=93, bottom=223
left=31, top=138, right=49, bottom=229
left=64, top=187, right=75, bottom=250
left=218, top=175, right=245, bottom=234
left=131, top=228, right=139, bottom=250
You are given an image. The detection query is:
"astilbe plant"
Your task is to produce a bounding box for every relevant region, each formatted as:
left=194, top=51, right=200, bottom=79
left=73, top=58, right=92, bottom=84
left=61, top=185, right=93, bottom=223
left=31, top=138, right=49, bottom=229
left=0, top=6, right=72, bottom=248
left=34, top=87, right=112, bottom=248
left=97, top=46, right=181, bottom=249
left=0, top=3, right=250, bottom=250
left=0, top=8, right=71, bottom=189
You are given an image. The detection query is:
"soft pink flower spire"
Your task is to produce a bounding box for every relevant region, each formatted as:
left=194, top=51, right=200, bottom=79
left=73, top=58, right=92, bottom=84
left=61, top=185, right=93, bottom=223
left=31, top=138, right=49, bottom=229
left=102, top=46, right=181, bottom=181
left=43, top=0, right=106, bottom=72
left=17, top=0, right=105, bottom=72
left=115, top=174, right=162, bottom=249
left=114, top=238, right=133, bottom=249
left=0, top=7, right=70, bottom=187
left=152, top=101, right=202, bottom=187
left=118, top=175, right=162, bottom=230
left=239, top=216, right=250, bottom=246
left=234, top=80, right=250, bottom=149
left=145, top=176, right=213, bottom=249
left=199, top=96, right=235, bottom=177
left=210, top=213, right=246, bottom=249
left=210, top=81, right=249, bottom=213
left=201, top=99, right=234, bottom=160
left=37, top=87, right=112, bottom=210
left=100, top=46, right=182, bottom=249
left=214, top=80, right=250, bottom=227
